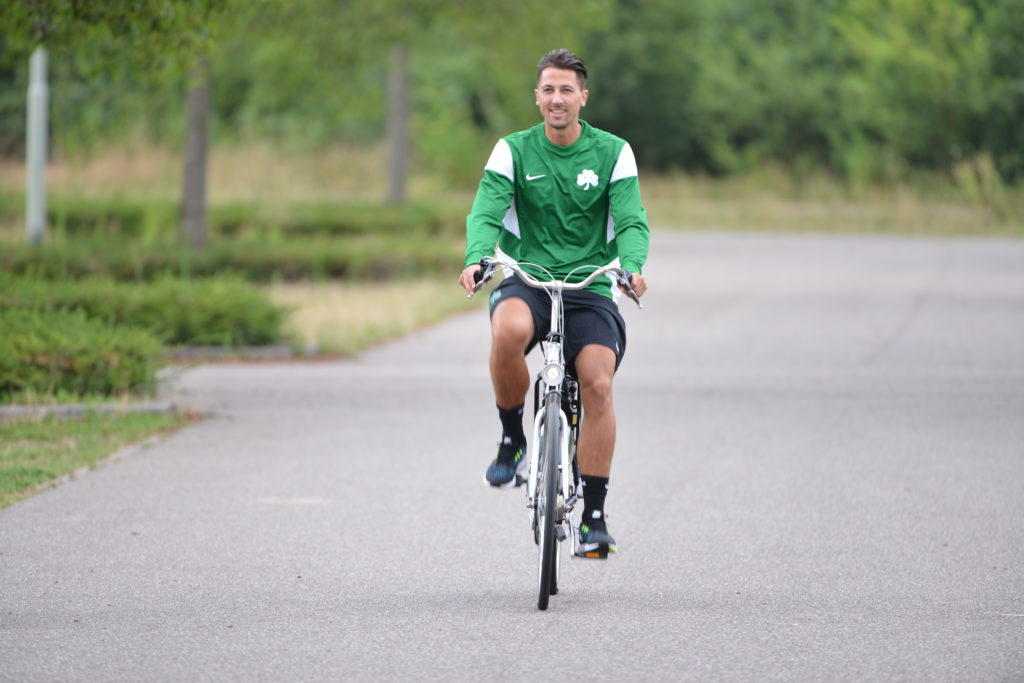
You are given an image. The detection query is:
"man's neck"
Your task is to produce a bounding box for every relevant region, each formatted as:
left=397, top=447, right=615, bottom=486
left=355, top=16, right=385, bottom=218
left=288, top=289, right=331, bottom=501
left=544, top=120, right=582, bottom=146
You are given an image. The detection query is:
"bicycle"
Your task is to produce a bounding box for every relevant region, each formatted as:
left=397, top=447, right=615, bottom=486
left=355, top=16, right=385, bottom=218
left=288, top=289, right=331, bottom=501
left=469, top=257, right=642, bottom=610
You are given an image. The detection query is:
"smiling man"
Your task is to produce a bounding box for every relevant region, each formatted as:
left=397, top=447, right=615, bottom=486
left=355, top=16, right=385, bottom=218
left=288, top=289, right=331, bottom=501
left=458, top=49, right=650, bottom=558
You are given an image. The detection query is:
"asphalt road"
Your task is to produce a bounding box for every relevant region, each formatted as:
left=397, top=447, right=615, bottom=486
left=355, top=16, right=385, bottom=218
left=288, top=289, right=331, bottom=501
left=2, top=232, right=1023, bottom=680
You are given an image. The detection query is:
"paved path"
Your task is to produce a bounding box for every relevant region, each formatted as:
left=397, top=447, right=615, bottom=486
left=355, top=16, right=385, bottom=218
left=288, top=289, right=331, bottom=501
left=2, top=232, right=1023, bottom=680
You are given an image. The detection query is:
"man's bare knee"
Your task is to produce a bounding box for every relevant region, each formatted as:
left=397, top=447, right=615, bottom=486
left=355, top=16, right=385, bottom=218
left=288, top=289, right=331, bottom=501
left=580, top=374, right=613, bottom=411
left=491, top=299, right=534, bottom=350
left=576, top=345, right=616, bottom=410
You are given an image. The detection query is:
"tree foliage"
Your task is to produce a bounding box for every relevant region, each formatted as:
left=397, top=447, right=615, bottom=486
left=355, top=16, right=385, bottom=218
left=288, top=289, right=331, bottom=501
left=586, top=0, right=1024, bottom=182
left=0, top=0, right=225, bottom=68
left=1, top=0, right=1022, bottom=183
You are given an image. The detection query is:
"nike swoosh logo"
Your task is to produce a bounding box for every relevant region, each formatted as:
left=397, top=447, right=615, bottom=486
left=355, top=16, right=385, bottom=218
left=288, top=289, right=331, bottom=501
left=526, top=174, right=546, bottom=181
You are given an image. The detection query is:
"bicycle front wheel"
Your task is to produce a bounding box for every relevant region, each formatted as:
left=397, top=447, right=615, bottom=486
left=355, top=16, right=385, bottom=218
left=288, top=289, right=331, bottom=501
left=537, top=392, right=561, bottom=611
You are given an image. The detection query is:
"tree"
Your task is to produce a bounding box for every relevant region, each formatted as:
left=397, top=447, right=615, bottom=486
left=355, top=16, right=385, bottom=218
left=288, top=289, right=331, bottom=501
left=835, top=0, right=989, bottom=178
left=0, top=0, right=228, bottom=245
left=287, top=0, right=612, bottom=202
left=182, top=60, right=212, bottom=249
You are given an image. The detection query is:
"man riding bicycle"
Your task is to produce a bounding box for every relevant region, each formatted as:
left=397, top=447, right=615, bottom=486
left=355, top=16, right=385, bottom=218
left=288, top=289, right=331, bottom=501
left=459, top=49, right=650, bottom=558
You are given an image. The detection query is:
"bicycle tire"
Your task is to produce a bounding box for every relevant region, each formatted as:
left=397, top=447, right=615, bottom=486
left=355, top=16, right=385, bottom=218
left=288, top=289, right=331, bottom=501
left=537, top=393, right=561, bottom=611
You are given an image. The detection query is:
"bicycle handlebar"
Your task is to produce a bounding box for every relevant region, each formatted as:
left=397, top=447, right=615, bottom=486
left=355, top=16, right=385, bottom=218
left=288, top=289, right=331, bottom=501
left=469, top=258, right=643, bottom=309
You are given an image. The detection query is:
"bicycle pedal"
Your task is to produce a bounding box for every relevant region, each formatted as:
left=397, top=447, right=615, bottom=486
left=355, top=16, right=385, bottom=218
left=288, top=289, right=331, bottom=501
left=554, top=525, right=567, bottom=541
left=514, top=474, right=528, bottom=487
left=574, top=544, right=614, bottom=559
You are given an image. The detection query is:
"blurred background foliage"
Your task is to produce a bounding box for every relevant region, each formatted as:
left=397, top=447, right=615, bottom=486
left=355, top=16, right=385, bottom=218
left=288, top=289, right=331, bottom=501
left=1, top=0, right=1021, bottom=186
left=589, top=0, right=1023, bottom=184
left=0, top=0, right=1021, bottom=404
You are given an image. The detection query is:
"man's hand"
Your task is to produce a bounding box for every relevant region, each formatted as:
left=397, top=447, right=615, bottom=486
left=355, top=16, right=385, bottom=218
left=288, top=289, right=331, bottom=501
left=619, top=272, right=648, bottom=297
left=459, top=264, right=483, bottom=294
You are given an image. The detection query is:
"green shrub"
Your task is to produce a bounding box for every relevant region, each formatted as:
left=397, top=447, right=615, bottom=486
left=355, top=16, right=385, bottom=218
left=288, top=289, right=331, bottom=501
left=0, top=276, right=285, bottom=346
left=49, top=196, right=178, bottom=240
left=211, top=201, right=462, bottom=238
left=0, top=309, right=162, bottom=401
left=0, top=193, right=464, bottom=240
left=0, top=235, right=464, bottom=282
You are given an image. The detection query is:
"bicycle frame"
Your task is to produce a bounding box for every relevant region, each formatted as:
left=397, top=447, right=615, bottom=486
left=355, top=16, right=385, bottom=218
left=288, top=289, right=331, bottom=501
left=524, top=283, right=578, bottom=553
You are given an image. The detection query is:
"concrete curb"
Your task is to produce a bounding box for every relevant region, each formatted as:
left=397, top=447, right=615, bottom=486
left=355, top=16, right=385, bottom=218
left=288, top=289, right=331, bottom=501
left=0, top=400, right=181, bottom=420
left=164, top=345, right=301, bottom=360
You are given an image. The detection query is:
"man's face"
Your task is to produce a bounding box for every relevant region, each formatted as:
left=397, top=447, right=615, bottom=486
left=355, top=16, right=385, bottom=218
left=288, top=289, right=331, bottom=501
left=535, top=67, right=588, bottom=130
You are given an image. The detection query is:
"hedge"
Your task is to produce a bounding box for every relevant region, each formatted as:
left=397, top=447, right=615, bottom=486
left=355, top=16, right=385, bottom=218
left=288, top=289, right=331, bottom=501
left=0, top=276, right=285, bottom=346
left=212, top=201, right=462, bottom=237
left=0, top=193, right=464, bottom=239
left=0, top=309, right=162, bottom=401
left=0, top=235, right=464, bottom=282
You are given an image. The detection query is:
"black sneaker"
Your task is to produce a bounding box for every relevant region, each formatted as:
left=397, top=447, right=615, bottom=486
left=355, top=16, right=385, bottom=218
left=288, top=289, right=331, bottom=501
left=484, top=436, right=527, bottom=488
left=576, top=511, right=617, bottom=558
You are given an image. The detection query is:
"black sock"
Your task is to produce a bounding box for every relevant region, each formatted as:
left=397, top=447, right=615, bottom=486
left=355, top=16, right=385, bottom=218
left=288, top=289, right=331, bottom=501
left=581, top=475, right=609, bottom=521
left=497, top=404, right=525, bottom=444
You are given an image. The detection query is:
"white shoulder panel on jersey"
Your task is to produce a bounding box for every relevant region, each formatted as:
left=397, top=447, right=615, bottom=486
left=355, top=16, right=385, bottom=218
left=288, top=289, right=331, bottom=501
left=484, top=138, right=514, bottom=181
left=503, top=200, right=521, bottom=238
left=609, top=143, right=638, bottom=183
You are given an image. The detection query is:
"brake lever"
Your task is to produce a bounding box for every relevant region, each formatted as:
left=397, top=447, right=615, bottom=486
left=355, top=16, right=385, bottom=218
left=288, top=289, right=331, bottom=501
left=614, top=269, right=643, bottom=309
left=467, top=259, right=496, bottom=297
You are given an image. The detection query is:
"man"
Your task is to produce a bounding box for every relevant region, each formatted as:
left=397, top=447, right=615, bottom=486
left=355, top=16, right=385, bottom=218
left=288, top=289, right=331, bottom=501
left=459, top=49, right=649, bottom=558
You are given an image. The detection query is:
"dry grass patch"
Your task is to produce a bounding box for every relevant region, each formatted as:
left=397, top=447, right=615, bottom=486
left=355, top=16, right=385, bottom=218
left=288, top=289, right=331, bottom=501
left=0, top=141, right=449, bottom=206
left=268, top=278, right=484, bottom=356
left=642, top=170, right=1021, bottom=235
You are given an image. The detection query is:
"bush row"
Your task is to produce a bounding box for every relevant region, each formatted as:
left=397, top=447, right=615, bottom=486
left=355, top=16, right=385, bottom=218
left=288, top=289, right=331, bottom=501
left=0, top=309, right=162, bottom=401
left=0, top=235, right=465, bottom=282
left=0, top=194, right=465, bottom=239
left=0, top=275, right=285, bottom=346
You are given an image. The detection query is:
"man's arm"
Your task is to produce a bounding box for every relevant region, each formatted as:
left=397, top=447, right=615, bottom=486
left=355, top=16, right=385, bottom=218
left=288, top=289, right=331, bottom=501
left=608, top=143, right=650, bottom=294
left=464, top=139, right=515, bottom=268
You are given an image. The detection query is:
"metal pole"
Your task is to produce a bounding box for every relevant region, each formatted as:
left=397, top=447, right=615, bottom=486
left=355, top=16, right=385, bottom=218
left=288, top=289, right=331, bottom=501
left=26, top=47, right=48, bottom=246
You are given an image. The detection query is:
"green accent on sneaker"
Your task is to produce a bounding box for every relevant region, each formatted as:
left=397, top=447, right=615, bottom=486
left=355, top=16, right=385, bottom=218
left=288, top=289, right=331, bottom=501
left=496, top=447, right=524, bottom=462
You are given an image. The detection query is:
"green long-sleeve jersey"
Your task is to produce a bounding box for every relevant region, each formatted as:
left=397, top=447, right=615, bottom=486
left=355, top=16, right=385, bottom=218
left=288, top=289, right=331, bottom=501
left=465, top=120, right=650, bottom=299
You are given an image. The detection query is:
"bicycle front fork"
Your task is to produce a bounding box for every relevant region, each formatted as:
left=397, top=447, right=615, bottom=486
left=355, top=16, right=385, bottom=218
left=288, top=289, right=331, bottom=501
left=528, top=376, right=582, bottom=550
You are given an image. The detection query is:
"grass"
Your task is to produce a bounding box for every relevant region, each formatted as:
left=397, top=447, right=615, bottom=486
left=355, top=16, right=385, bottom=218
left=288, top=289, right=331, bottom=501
left=268, top=277, right=486, bottom=355
left=0, top=410, right=192, bottom=509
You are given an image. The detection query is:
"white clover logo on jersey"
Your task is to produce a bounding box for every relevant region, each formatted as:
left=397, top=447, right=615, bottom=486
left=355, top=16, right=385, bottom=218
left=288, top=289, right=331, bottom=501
left=576, top=169, right=599, bottom=190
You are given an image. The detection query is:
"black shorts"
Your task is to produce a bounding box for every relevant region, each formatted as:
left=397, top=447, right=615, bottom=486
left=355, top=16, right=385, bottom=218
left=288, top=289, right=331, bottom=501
left=488, top=274, right=627, bottom=374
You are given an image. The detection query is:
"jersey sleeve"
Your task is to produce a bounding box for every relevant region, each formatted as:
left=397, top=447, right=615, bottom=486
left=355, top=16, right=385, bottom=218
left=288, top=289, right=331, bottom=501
left=465, top=139, right=514, bottom=267
left=608, top=143, right=650, bottom=274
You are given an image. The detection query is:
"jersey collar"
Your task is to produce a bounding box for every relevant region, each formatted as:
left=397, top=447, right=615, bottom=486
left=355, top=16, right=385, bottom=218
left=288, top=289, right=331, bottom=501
left=537, top=119, right=592, bottom=153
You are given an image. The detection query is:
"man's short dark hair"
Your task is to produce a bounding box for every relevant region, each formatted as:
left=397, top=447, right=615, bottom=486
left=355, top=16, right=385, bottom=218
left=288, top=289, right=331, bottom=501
left=537, top=49, right=587, bottom=88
